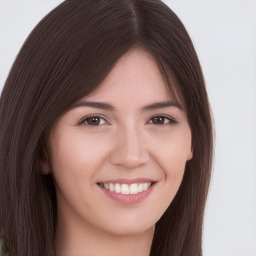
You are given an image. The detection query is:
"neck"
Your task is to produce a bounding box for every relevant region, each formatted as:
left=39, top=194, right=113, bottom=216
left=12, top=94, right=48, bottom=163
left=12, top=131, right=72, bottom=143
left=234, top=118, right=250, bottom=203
left=55, top=213, right=154, bottom=256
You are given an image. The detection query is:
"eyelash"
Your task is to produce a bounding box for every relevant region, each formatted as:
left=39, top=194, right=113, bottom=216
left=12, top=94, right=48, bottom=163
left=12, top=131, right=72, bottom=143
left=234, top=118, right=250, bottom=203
left=77, top=114, right=109, bottom=128
left=77, top=114, right=177, bottom=128
left=147, top=114, right=178, bottom=125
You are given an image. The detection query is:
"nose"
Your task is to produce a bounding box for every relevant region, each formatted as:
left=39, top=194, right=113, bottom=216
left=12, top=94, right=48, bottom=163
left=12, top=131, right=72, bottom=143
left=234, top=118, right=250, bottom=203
left=109, top=126, right=149, bottom=169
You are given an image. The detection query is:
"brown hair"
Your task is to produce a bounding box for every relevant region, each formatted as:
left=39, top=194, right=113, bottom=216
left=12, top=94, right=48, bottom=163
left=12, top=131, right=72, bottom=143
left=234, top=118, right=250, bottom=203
left=0, top=0, right=213, bottom=255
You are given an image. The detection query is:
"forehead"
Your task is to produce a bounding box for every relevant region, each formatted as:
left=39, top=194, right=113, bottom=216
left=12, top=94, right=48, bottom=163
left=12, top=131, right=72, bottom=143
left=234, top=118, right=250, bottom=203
left=81, top=48, right=175, bottom=106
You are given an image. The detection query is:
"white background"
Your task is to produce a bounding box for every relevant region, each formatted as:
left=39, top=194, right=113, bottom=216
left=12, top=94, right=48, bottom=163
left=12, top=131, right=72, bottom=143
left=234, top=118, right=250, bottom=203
left=0, top=1, right=256, bottom=255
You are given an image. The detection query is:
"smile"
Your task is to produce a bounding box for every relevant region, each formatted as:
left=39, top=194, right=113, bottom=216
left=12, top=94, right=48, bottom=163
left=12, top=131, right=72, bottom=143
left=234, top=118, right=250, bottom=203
left=98, top=182, right=152, bottom=195
left=97, top=180, right=156, bottom=204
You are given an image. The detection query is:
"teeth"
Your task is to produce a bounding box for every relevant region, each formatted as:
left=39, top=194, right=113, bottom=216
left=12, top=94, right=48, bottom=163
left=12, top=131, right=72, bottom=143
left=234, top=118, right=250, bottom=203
left=115, top=183, right=121, bottom=193
left=109, top=183, right=114, bottom=192
left=121, top=184, right=129, bottom=194
left=130, top=184, right=138, bottom=194
left=143, top=183, right=149, bottom=191
left=100, top=182, right=152, bottom=195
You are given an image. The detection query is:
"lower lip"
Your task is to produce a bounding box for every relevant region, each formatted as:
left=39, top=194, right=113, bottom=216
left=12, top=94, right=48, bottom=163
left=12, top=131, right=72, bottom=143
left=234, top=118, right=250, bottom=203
left=98, top=183, right=155, bottom=205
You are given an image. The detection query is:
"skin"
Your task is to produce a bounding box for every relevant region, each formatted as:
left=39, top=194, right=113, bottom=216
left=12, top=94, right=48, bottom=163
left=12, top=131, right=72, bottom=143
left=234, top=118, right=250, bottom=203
left=43, top=47, right=193, bottom=256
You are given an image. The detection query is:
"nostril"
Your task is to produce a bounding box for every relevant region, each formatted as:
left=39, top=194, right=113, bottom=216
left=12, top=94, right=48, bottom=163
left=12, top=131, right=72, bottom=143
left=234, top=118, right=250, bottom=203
left=109, top=148, right=149, bottom=168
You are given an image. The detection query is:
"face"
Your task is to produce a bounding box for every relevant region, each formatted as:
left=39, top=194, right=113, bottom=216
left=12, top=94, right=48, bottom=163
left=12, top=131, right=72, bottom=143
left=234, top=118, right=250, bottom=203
left=45, top=48, right=193, bottom=236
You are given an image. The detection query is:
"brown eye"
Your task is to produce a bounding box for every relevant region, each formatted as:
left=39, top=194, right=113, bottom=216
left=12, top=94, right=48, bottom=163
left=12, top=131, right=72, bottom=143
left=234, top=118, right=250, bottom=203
left=82, top=116, right=108, bottom=126
left=86, top=117, right=101, bottom=125
left=152, top=116, right=165, bottom=124
left=148, top=115, right=177, bottom=125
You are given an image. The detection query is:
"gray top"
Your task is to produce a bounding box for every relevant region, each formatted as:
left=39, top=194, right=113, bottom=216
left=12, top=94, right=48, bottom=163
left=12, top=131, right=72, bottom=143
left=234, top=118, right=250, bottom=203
left=0, top=239, right=9, bottom=256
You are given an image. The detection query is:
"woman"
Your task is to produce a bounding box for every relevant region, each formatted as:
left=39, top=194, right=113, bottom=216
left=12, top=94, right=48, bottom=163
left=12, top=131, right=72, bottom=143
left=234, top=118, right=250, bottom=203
left=0, top=0, right=213, bottom=255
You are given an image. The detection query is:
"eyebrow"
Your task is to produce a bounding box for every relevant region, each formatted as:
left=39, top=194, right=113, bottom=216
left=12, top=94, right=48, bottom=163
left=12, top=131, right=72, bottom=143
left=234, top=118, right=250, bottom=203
left=71, top=101, right=115, bottom=111
left=142, top=101, right=182, bottom=111
left=71, top=100, right=182, bottom=111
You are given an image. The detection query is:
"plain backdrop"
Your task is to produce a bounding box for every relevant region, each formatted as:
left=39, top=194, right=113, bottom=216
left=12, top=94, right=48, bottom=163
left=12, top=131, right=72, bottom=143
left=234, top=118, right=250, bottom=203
left=0, top=1, right=256, bottom=255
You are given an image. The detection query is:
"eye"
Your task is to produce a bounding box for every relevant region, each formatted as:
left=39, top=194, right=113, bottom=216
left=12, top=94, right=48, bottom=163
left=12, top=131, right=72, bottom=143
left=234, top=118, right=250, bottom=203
left=148, top=115, right=177, bottom=125
left=78, top=115, right=109, bottom=126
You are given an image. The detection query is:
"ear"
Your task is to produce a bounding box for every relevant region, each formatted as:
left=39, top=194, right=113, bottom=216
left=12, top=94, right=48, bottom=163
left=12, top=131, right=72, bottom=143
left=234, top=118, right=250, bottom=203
left=40, top=148, right=52, bottom=175
left=187, top=150, right=193, bottom=161
left=187, top=145, right=193, bottom=161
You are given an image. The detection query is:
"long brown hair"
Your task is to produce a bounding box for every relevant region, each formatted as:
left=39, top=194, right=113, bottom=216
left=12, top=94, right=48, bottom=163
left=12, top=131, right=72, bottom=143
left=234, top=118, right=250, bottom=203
left=0, top=0, right=213, bottom=255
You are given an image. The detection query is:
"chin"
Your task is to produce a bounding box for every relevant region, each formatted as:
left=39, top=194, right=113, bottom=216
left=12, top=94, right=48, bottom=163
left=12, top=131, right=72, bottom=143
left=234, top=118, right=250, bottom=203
left=105, top=224, right=155, bottom=237
left=96, top=215, right=156, bottom=237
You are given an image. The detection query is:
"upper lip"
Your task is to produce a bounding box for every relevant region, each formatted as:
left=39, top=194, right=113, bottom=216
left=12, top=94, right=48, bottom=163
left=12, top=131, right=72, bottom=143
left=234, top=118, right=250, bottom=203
left=97, top=178, right=156, bottom=184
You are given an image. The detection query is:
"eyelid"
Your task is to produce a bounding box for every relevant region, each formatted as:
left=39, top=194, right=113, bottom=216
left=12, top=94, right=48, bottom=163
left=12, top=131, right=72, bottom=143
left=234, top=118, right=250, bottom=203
left=76, top=114, right=110, bottom=126
left=75, top=113, right=177, bottom=127
left=146, top=114, right=178, bottom=125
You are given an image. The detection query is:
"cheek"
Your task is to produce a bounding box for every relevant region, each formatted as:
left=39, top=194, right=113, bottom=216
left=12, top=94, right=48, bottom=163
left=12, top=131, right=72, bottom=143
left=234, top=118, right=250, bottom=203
left=50, top=130, right=111, bottom=179
left=148, top=126, right=192, bottom=168
left=49, top=129, right=112, bottom=219
left=148, top=127, right=191, bottom=201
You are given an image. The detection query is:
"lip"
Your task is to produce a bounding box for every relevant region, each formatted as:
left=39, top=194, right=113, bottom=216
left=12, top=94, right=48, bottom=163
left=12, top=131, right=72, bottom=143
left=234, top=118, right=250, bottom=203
left=98, top=178, right=156, bottom=185
left=97, top=180, right=156, bottom=205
